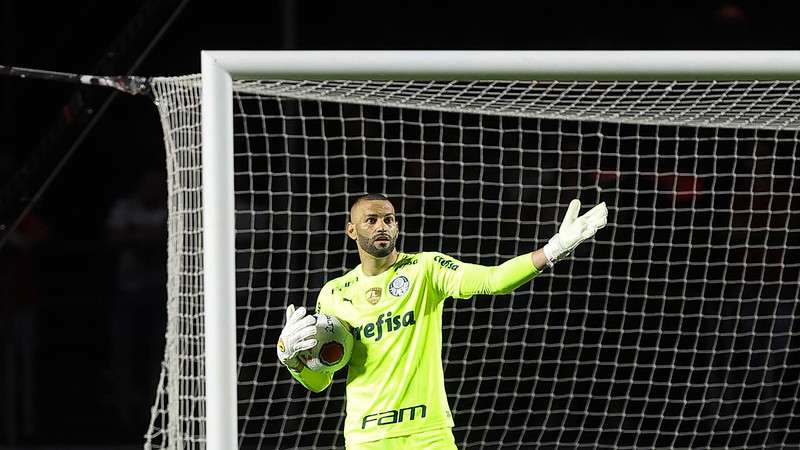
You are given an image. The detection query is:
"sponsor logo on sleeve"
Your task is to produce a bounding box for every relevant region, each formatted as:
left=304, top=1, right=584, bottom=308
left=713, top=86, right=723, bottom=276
left=433, top=255, right=460, bottom=271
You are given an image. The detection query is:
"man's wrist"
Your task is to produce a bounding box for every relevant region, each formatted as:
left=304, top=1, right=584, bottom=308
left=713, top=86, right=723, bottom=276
left=542, top=235, right=564, bottom=267
left=531, top=248, right=550, bottom=271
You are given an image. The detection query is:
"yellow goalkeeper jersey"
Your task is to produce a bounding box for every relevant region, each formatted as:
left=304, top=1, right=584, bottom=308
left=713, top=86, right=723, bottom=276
left=311, top=249, right=541, bottom=445
left=315, top=251, right=469, bottom=445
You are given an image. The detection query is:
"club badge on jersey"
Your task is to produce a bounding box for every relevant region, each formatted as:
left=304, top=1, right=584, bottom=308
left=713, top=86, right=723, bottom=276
left=366, top=287, right=382, bottom=305
left=388, top=275, right=410, bottom=297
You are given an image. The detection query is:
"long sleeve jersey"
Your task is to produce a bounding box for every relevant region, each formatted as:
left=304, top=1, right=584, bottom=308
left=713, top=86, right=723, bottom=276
left=290, top=251, right=541, bottom=445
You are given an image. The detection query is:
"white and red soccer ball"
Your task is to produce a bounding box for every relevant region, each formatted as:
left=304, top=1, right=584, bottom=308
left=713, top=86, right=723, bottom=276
left=298, top=314, right=354, bottom=373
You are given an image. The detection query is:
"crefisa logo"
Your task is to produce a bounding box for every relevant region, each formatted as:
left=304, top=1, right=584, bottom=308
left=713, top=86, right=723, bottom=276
left=388, top=275, right=410, bottom=297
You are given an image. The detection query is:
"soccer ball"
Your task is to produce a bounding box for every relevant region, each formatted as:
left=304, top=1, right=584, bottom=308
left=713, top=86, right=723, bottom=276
left=298, top=313, right=354, bottom=373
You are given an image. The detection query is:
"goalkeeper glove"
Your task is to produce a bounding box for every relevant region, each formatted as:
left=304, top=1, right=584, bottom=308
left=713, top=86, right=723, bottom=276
left=277, top=305, right=317, bottom=372
left=543, top=199, right=608, bottom=267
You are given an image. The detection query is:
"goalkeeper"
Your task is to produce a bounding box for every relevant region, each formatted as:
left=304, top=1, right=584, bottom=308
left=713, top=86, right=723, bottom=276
left=277, top=194, right=608, bottom=449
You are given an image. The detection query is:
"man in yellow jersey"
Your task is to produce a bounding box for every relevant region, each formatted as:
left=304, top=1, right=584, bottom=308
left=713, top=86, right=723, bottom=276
left=277, top=194, right=608, bottom=449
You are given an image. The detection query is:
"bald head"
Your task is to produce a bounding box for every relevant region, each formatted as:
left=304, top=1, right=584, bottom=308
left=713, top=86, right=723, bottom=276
left=347, top=194, right=399, bottom=258
left=349, top=193, right=393, bottom=222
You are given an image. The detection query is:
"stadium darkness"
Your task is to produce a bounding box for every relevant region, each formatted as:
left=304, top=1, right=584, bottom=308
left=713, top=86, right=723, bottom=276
left=1, top=1, right=800, bottom=447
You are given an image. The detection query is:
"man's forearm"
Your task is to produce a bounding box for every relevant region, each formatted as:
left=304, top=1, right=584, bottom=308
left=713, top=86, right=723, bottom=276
left=458, top=252, right=543, bottom=297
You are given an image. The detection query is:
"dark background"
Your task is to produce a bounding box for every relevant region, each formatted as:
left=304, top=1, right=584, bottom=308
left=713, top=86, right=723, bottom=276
left=1, top=1, right=799, bottom=447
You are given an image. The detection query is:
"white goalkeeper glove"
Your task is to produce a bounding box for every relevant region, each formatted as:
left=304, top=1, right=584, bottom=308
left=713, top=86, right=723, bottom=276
left=276, top=305, right=317, bottom=372
left=543, top=199, right=608, bottom=267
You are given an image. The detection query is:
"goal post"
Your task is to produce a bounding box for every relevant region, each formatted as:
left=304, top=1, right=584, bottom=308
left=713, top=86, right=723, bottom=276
left=200, top=51, right=237, bottom=450
left=147, top=51, right=800, bottom=450
left=201, top=50, right=800, bottom=80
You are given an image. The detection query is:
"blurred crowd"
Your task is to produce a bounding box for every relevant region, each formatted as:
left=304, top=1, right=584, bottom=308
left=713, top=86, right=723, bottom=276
left=0, top=168, right=167, bottom=445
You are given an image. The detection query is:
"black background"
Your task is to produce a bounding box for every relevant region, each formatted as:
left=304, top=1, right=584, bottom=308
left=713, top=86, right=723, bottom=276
left=1, top=0, right=799, bottom=447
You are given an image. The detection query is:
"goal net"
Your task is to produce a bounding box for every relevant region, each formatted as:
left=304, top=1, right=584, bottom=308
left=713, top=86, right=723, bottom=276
left=145, top=75, right=800, bottom=449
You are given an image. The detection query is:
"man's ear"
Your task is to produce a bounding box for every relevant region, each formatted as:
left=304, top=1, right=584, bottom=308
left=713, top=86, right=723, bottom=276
left=346, top=222, right=357, bottom=240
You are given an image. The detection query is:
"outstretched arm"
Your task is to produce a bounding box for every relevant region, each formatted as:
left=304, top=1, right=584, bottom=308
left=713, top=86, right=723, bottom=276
left=434, top=199, right=608, bottom=298
left=457, top=252, right=543, bottom=296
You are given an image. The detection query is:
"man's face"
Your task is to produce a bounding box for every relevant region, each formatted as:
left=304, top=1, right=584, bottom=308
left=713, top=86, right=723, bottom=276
left=347, top=200, right=399, bottom=258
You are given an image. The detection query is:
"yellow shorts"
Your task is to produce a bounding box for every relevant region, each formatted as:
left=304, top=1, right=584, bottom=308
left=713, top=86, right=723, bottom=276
left=346, top=428, right=457, bottom=450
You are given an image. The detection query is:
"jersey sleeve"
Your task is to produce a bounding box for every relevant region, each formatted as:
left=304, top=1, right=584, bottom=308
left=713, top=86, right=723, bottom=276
left=286, top=284, right=335, bottom=393
left=426, top=252, right=542, bottom=301
left=425, top=252, right=471, bottom=300
left=315, top=282, right=334, bottom=315
left=288, top=365, right=333, bottom=393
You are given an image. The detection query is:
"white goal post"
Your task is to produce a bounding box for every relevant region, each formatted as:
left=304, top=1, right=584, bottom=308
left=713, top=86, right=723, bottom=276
left=178, top=51, right=800, bottom=450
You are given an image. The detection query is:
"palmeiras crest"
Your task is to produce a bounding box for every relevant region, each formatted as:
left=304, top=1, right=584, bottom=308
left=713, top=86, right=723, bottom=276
left=388, top=275, right=410, bottom=297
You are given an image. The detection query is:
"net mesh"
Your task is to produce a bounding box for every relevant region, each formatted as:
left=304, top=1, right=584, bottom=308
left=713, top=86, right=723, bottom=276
left=146, top=77, right=800, bottom=449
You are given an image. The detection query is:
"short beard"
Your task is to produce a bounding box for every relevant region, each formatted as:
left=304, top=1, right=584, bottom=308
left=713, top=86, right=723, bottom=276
left=358, top=233, right=395, bottom=258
